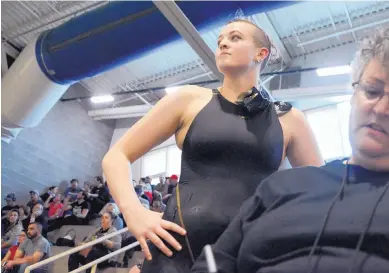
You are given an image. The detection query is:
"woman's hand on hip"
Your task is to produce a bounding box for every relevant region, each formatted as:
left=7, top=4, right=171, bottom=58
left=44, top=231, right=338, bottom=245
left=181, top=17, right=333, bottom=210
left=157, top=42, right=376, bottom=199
left=126, top=206, right=186, bottom=261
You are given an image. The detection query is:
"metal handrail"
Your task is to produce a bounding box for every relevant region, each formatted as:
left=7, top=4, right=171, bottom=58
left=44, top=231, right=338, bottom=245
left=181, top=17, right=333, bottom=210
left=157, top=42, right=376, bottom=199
left=24, top=227, right=139, bottom=273
left=69, top=241, right=140, bottom=273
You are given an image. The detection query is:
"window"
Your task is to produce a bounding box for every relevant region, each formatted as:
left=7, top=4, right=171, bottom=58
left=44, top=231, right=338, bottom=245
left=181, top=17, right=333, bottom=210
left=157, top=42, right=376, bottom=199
left=337, top=100, right=352, bottom=156
left=305, top=100, right=352, bottom=161
left=141, top=149, right=166, bottom=177
left=167, top=145, right=182, bottom=176
left=141, top=144, right=183, bottom=179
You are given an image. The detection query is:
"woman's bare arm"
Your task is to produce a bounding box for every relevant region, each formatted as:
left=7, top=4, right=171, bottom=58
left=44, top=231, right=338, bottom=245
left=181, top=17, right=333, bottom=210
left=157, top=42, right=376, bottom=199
left=284, top=108, right=324, bottom=167
left=102, top=86, right=196, bottom=259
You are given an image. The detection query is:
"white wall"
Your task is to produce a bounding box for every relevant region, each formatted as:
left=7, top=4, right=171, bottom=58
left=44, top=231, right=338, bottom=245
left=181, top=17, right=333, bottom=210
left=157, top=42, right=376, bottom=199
left=110, top=117, right=178, bottom=181
left=291, top=43, right=357, bottom=89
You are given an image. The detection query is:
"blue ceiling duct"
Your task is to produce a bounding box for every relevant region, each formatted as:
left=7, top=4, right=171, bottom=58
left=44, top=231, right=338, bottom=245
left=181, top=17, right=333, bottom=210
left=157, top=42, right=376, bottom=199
left=2, top=1, right=296, bottom=142
left=36, top=1, right=296, bottom=85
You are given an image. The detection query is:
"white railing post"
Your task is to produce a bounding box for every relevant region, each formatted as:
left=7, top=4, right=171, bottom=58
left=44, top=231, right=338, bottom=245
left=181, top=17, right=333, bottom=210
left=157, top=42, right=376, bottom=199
left=90, top=264, right=98, bottom=273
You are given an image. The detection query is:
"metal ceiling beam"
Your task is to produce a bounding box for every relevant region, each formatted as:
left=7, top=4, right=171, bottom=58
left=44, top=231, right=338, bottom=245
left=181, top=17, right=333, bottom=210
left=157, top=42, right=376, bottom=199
left=17, top=1, right=41, bottom=20
left=298, top=17, right=389, bottom=47
left=251, top=13, right=292, bottom=64
left=166, top=71, right=214, bottom=87
left=343, top=3, right=357, bottom=43
left=326, top=5, right=342, bottom=44
left=153, top=1, right=223, bottom=81
left=90, top=84, right=354, bottom=120
left=135, top=93, right=152, bottom=106
left=272, top=84, right=352, bottom=101
left=2, top=1, right=108, bottom=43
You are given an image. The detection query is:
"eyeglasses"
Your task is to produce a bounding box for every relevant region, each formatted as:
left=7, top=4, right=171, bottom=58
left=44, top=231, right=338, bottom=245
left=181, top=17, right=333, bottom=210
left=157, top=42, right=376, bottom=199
left=352, top=81, right=389, bottom=102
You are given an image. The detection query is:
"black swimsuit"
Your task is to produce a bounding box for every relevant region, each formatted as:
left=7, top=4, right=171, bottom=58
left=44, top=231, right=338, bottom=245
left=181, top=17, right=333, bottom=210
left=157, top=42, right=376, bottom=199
left=141, top=89, right=290, bottom=273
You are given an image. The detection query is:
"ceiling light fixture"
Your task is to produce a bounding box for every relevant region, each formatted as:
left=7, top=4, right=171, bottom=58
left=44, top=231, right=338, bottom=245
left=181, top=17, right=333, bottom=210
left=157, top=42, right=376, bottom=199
left=316, top=65, right=351, bottom=77
left=165, top=86, right=182, bottom=94
left=90, top=95, right=114, bottom=104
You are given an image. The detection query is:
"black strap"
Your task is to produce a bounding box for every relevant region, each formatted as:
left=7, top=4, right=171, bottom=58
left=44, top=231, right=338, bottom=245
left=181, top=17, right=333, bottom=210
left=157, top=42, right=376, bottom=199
left=64, top=229, right=76, bottom=240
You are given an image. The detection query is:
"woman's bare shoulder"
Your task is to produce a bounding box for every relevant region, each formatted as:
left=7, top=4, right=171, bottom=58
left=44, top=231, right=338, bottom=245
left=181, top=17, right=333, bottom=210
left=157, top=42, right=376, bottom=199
left=168, top=85, right=213, bottom=102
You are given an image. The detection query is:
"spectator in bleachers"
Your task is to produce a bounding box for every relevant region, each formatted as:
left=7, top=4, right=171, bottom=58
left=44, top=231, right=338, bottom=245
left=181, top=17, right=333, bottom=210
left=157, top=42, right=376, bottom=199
left=162, top=174, right=179, bottom=204
left=134, top=185, right=150, bottom=209
left=142, top=177, right=153, bottom=204
left=67, top=212, right=121, bottom=273
left=89, top=177, right=110, bottom=215
left=105, top=203, right=123, bottom=230
left=2, top=193, right=19, bottom=220
left=1, top=210, right=22, bottom=257
left=144, top=177, right=153, bottom=191
left=40, top=186, right=58, bottom=203
left=151, top=191, right=166, bottom=213
left=2, top=193, right=19, bottom=235
left=18, top=206, right=30, bottom=233
left=64, top=179, right=82, bottom=202
left=83, top=181, right=91, bottom=193
left=1, top=230, right=26, bottom=264
left=26, top=191, right=44, bottom=213
left=53, top=191, right=90, bottom=230
left=3, top=222, right=51, bottom=273
left=23, top=204, right=48, bottom=238
left=100, top=202, right=128, bottom=229
left=44, top=193, right=64, bottom=231
left=154, top=176, right=166, bottom=193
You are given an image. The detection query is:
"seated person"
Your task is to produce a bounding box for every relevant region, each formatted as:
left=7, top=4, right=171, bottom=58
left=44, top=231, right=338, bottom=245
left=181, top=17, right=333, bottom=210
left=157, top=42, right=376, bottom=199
left=162, top=174, right=179, bottom=204
left=67, top=212, right=121, bottom=273
left=89, top=176, right=110, bottom=215
left=83, top=181, right=92, bottom=194
left=134, top=185, right=150, bottom=209
left=44, top=193, right=63, bottom=220
left=44, top=193, right=63, bottom=232
left=26, top=191, right=44, bottom=214
left=64, top=179, right=82, bottom=202
left=1, top=231, right=26, bottom=264
left=143, top=177, right=153, bottom=202
left=1, top=210, right=22, bottom=257
left=2, top=222, right=51, bottom=273
left=154, top=176, right=166, bottom=193
left=151, top=191, right=166, bottom=213
left=2, top=194, right=19, bottom=234
left=103, top=203, right=123, bottom=230
left=18, top=206, right=30, bottom=232
left=40, top=186, right=58, bottom=203
left=192, top=28, right=389, bottom=273
left=22, top=204, right=48, bottom=238
left=2, top=194, right=19, bottom=220
left=48, top=191, right=90, bottom=231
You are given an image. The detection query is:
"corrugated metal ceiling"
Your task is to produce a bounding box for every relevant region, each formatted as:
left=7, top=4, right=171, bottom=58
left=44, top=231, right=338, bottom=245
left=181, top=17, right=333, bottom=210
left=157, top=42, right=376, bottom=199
left=2, top=1, right=388, bottom=108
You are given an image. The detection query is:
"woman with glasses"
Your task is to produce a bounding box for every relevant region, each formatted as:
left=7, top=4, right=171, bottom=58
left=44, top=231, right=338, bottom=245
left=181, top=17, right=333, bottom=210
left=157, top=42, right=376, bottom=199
left=67, top=212, right=121, bottom=273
